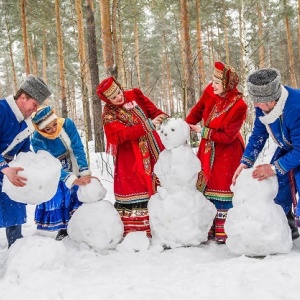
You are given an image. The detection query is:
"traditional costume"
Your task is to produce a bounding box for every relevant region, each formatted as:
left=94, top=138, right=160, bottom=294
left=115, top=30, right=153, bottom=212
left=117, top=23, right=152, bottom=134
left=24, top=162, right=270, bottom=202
left=31, top=106, right=91, bottom=236
left=96, top=77, right=165, bottom=237
left=242, top=68, right=300, bottom=239
left=0, top=75, right=51, bottom=247
left=186, top=62, right=247, bottom=242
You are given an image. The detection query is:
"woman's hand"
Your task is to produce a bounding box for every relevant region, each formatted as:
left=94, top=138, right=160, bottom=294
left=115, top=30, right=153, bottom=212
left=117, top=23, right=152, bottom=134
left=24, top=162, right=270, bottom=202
left=152, top=114, right=167, bottom=126
left=232, top=163, right=248, bottom=185
left=189, top=124, right=202, bottom=133
left=73, top=175, right=92, bottom=186
left=123, top=101, right=137, bottom=110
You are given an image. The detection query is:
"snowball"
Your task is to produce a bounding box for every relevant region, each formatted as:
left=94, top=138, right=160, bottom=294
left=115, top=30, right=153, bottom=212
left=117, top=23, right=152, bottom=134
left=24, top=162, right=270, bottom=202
left=77, top=177, right=107, bottom=203
left=68, top=200, right=124, bottom=253
left=225, top=168, right=292, bottom=256
left=2, top=150, right=61, bottom=204
left=116, top=231, right=150, bottom=253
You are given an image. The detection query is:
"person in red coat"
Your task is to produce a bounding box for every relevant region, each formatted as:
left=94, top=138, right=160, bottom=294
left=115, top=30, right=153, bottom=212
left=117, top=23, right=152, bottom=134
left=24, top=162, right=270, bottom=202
left=96, top=77, right=167, bottom=237
left=186, top=62, right=247, bottom=243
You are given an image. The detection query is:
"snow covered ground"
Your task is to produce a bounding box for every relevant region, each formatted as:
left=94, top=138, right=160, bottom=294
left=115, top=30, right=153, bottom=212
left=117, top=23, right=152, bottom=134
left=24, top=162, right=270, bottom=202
left=0, top=141, right=300, bottom=300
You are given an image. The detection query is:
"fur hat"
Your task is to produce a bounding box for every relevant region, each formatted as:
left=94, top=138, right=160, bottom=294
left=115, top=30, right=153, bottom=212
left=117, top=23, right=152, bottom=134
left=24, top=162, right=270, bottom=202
left=32, top=106, right=57, bottom=130
left=246, top=68, right=282, bottom=103
left=20, top=74, right=52, bottom=105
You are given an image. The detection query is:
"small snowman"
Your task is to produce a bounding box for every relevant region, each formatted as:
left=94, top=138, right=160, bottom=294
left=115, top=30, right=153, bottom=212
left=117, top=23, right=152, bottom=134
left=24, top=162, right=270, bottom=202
left=148, top=118, right=216, bottom=249
left=68, top=178, right=124, bottom=253
left=225, top=168, right=292, bottom=257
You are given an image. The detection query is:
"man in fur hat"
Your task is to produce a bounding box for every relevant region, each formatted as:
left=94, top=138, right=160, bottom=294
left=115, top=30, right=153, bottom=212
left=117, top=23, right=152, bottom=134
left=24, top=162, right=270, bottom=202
left=233, top=68, right=300, bottom=240
left=0, top=74, right=51, bottom=247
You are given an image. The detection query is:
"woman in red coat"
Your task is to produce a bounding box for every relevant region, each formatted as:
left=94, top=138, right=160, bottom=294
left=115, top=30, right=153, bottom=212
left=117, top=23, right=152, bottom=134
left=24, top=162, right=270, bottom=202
left=96, top=77, right=167, bottom=237
left=186, top=62, right=247, bottom=243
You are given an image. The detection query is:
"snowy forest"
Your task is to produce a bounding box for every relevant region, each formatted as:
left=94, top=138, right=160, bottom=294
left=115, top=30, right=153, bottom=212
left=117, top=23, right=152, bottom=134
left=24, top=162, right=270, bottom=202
left=0, top=0, right=300, bottom=153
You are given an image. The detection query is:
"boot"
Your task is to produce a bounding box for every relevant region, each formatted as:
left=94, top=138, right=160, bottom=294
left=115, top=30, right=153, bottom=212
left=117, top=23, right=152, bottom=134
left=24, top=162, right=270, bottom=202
left=287, top=209, right=299, bottom=240
left=207, top=221, right=215, bottom=241
left=55, top=229, right=68, bottom=241
left=214, top=209, right=228, bottom=244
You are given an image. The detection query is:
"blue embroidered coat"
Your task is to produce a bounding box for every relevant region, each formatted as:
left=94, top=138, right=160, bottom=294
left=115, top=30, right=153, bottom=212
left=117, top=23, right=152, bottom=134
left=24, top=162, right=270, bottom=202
left=0, top=96, right=33, bottom=228
left=30, top=118, right=90, bottom=188
left=241, top=86, right=300, bottom=214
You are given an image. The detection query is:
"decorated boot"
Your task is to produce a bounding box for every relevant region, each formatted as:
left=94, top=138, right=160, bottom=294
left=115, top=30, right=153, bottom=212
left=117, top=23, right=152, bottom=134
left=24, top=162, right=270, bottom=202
left=214, top=209, right=228, bottom=244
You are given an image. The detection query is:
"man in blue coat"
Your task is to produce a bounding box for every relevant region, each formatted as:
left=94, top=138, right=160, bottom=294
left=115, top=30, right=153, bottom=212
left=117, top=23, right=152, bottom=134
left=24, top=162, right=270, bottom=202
left=0, top=74, right=51, bottom=247
left=233, top=68, right=300, bottom=240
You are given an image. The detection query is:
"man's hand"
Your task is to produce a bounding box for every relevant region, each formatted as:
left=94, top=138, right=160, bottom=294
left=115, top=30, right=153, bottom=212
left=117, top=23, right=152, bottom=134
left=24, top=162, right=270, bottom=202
left=252, top=164, right=276, bottom=181
left=2, top=167, right=27, bottom=187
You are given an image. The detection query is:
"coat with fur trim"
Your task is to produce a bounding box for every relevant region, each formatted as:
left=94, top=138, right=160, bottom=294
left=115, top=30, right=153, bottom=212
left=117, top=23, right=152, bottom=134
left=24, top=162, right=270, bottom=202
left=31, top=118, right=90, bottom=189
left=241, top=85, right=300, bottom=214
left=0, top=96, right=33, bottom=228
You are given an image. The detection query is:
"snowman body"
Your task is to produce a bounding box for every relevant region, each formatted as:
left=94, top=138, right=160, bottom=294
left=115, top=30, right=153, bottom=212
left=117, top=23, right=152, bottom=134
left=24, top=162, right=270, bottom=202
left=148, top=118, right=216, bottom=248
left=68, top=178, right=124, bottom=253
left=225, top=168, right=292, bottom=256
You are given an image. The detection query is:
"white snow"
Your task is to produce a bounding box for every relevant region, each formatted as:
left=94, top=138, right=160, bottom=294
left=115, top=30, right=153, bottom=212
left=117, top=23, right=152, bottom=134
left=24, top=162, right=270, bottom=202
left=0, top=136, right=300, bottom=300
left=225, top=168, right=292, bottom=256
left=2, top=150, right=61, bottom=204
left=149, top=118, right=216, bottom=248
left=77, top=177, right=107, bottom=203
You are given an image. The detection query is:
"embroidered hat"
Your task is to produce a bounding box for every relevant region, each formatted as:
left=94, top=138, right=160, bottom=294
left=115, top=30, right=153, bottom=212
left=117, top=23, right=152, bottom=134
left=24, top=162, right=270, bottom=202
left=213, top=61, right=239, bottom=92
left=20, top=74, right=52, bottom=105
left=32, top=106, right=57, bottom=130
left=96, top=77, right=122, bottom=103
left=246, top=68, right=282, bottom=103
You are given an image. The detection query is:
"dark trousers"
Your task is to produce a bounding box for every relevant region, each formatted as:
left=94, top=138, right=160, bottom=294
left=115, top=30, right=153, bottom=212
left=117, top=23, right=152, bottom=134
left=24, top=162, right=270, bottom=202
left=5, top=225, right=23, bottom=248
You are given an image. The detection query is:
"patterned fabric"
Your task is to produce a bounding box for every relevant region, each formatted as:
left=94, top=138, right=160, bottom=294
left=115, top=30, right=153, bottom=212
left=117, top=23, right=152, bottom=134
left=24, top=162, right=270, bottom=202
left=115, top=202, right=151, bottom=237
left=186, top=83, right=247, bottom=203
left=214, top=209, right=228, bottom=243
left=31, top=118, right=90, bottom=231
left=102, top=88, right=165, bottom=204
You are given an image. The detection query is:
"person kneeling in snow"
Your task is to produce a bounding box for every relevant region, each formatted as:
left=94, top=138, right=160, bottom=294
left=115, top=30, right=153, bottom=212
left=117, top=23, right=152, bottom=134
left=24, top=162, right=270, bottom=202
left=0, top=74, right=51, bottom=247
left=233, top=68, right=300, bottom=240
left=31, top=106, right=92, bottom=241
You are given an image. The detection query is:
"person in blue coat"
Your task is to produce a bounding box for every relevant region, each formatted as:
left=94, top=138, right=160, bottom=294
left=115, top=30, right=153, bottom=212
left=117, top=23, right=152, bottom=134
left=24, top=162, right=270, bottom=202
left=31, top=106, right=92, bottom=240
left=0, top=74, right=52, bottom=247
left=233, top=68, right=300, bottom=240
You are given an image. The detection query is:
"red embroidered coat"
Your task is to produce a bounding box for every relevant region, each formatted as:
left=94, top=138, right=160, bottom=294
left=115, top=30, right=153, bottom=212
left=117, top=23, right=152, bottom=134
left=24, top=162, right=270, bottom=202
left=186, top=83, right=247, bottom=202
left=102, top=88, right=165, bottom=204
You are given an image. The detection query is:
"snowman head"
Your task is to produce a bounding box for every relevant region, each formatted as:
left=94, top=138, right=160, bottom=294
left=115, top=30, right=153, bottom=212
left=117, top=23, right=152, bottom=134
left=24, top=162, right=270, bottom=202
left=231, top=168, right=279, bottom=205
left=159, top=118, right=190, bottom=150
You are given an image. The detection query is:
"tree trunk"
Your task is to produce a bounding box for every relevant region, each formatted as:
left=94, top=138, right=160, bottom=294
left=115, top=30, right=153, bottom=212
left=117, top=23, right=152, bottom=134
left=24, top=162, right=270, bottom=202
left=179, top=0, right=195, bottom=116
left=134, top=19, right=141, bottom=88
left=195, top=0, right=205, bottom=95
left=257, top=1, right=265, bottom=68
left=20, top=0, right=30, bottom=75
left=99, top=0, right=115, bottom=77
left=55, top=0, right=68, bottom=117
left=75, top=0, right=92, bottom=153
left=112, top=0, right=127, bottom=86
left=223, top=10, right=230, bottom=64
left=283, top=0, right=297, bottom=86
left=4, top=10, right=17, bottom=91
left=85, top=0, right=105, bottom=153
left=42, top=29, right=48, bottom=83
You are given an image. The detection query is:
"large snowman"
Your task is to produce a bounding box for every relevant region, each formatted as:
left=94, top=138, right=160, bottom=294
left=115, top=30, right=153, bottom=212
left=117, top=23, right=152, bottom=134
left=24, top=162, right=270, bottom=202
left=148, top=118, right=216, bottom=249
left=225, top=168, right=292, bottom=257
left=68, top=178, right=124, bottom=253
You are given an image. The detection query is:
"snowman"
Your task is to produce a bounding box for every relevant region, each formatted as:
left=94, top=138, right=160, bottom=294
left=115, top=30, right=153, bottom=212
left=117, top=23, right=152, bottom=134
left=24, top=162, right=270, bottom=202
left=148, top=118, right=216, bottom=249
left=68, top=178, right=124, bottom=253
left=225, top=168, right=292, bottom=257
